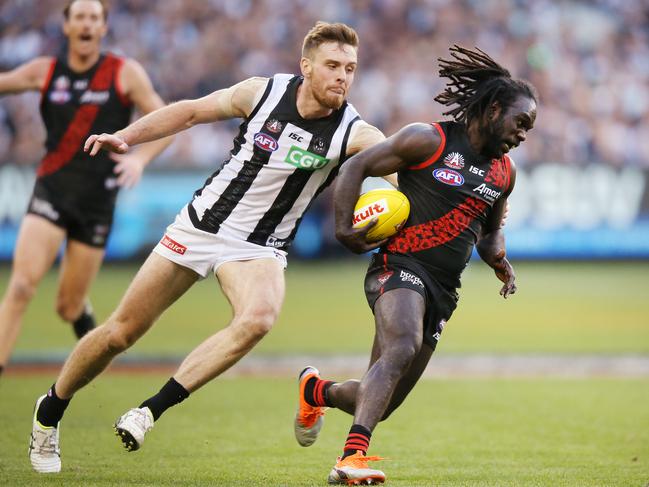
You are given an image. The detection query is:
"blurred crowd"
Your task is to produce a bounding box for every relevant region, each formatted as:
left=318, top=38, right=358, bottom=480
left=1, top=0, right=648, bottom=170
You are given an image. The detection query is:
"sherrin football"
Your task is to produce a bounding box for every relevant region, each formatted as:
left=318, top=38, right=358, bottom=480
left=352, top=188, right=410, bottom=242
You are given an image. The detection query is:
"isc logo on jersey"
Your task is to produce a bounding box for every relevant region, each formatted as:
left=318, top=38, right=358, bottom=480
left=285, top=145, right=330, bottom=170
left=433, top=168, right=464, bottom=186
left=253, top=133, right=279, bottom=152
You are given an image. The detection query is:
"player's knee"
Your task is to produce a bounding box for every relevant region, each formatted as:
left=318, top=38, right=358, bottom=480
left=386, top=334, right=421, bottom=372
left=6, top=274, right=37, bottom=304
left=104, top=320, right=142, bottom=353
left=235, top=305, right=279, bottom=341
left=55, top=299, right=83, bottom=322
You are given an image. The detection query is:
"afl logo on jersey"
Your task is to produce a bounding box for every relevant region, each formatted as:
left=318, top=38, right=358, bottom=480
left=433, top=168, right=464, bottom=186
left=253, top=132, right=279, bottom=152
left=49, top=75, right=71, bottom=104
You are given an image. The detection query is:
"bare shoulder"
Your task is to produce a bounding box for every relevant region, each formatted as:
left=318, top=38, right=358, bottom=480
left=28, top=56, right=55, bottom=72
left=25, top=56, right=55, bottom=83
left=347, top=121, right=385, bottom=155
left=231, top=76, right=270, bottom=117
left=119, top=58, right=151, bottom=85
left=390, top=122, right=442, bottom=164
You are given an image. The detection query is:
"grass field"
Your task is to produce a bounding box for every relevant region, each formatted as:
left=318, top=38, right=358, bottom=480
left=3, top=260, right=649, bottom=358
left=1, top=375, right=648, bottom=486
left=1, top=260, right=648, bottom=485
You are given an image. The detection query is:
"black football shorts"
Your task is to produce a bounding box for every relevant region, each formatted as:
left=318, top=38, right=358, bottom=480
left=364, top=252, right=459, bottom=349
left=27, top=178, right=116, bottom=248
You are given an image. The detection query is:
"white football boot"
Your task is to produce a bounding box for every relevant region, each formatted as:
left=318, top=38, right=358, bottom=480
left=114, top=407, right=154, bottom=451
left=28, top=395, right=61, bottom=473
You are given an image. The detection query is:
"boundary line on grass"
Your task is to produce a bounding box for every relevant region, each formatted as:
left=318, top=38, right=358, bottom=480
left=6, top=354, right=649, bottom=378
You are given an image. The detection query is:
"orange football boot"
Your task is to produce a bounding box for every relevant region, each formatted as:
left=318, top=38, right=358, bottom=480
left=294, top=366, right=326, bottom=447
left=327, top=451, right=386, bottom=485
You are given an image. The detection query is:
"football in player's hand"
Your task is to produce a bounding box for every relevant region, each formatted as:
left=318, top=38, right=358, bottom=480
left=352, top=189, right=410, bottom=242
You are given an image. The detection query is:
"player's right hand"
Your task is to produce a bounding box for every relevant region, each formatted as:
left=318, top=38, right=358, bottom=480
left=84, top=133, right=129, bottom=156
left=335, top=218, right=388, bottom=254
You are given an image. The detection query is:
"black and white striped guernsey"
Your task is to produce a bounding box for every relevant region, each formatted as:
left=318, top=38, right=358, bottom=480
left=187, top=73, right=361, bottom=250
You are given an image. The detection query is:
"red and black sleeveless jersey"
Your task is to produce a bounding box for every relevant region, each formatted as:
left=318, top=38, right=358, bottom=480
left=37, top=53, right=133, bottom=195
left=385, top=121, right=512, bottom=288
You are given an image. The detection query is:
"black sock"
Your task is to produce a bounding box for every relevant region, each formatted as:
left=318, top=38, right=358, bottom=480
left=0, top=365, right=4, bottom=376
left=342, top=424, right=372, bottom=459
left=139, top=378, right=189, bottom=421
left=72, top=306, right=96, bottom=339
left=36, top=384, right=71, bottom=427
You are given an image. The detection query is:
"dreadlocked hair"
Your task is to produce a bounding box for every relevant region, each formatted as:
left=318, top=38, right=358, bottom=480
left=434, top=45, right=537, bottom=124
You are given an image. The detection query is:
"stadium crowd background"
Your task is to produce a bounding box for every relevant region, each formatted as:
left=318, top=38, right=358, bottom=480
left=1, top=0, right=648, bottom=171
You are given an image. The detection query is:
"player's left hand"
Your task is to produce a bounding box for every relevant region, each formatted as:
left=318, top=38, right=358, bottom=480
left=336, top=218, right=388, bottom=254
left=490, top=249, right=517, bottom=298
left=111, top=153, right=145, bottom=188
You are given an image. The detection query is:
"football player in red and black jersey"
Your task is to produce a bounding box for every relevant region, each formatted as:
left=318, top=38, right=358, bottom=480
left=296, top=45, right=538, bottom=484
left=0, top=0, right=171, bottom=375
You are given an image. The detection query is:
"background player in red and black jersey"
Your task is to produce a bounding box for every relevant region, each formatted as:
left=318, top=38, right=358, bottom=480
left=297, top=46, right=538, bottom=484
left=0, top=0, right=171, bottom=375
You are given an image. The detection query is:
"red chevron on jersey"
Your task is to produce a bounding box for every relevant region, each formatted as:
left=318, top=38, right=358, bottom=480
left=37, top=56, right=122, bottom=177
left=386, top=196, right=488, bottom=253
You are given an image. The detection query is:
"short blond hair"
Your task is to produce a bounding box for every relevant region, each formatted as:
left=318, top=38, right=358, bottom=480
left=302, top=21, right=359, bottom=58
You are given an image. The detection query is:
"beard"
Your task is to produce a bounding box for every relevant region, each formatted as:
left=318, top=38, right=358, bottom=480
left=481, top=115, right=506, bottom=158
left=312, top=83, right=345, bottom=110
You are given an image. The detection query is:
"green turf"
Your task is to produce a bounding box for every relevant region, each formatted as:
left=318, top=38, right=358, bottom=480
left=2, top=260, right=649, bottom=358
left=0, top=375, right=647, bottom=486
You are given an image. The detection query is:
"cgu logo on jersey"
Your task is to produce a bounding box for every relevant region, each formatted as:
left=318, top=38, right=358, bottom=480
left=473, top=183, right=501, bottom=202
left=444, top=151, right=465, bottom=169
left=285, top=145, right=330, bottom=170
left=353, top=199, right=388, bottom=225
left=433, top=168, right=464, bottom=186
left=253, top=132, right=279, bottom=152
left=49, top=75, right=71, bottom=104
left=80, top=90, right=109, bottom=104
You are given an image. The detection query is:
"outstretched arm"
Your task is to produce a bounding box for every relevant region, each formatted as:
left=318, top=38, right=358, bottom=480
left=84, top=76, right=267, bottom=156
left=108, top=58, right=172, bottom=187
left=0, top=57, right=52, bottom=95
left=476, top=161, right=518, bottom=298
left=334, top=122, right=441, bottom=253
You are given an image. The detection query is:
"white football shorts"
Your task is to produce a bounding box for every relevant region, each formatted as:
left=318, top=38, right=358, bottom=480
left=152, top=205, right=288, bottom=278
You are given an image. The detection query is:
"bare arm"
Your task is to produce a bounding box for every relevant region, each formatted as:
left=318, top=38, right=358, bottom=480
left=346, top=121, right=398, bottom=188
left=0, top=57, right=52, bottom=95
left=108, top=59, right=172, bottom=187
left=476, top=160, right=518, bottom=298
left=85, top=76, right=268, bottom=156
left=334, top=122, right=442, bottom=253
